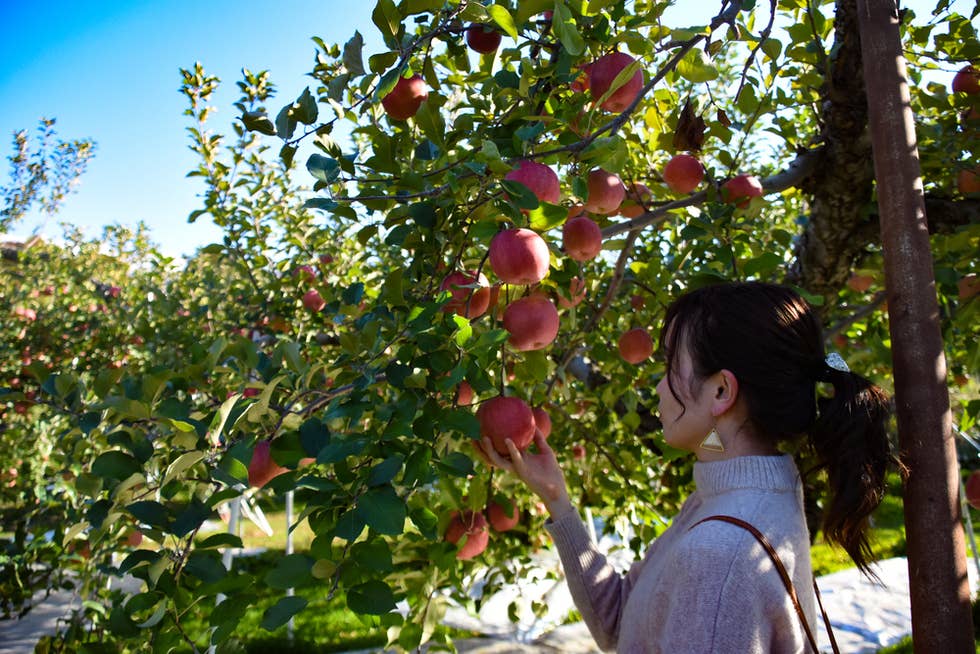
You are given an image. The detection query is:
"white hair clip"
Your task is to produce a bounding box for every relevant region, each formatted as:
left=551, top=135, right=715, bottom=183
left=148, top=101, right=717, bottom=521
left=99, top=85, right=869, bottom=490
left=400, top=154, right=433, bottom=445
left=825, top=352, right=849, bottom=373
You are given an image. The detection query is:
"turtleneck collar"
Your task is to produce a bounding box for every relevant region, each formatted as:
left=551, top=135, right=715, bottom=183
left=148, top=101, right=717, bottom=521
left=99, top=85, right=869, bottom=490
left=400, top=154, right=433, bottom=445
left=693, top=454, right=801, bottom=496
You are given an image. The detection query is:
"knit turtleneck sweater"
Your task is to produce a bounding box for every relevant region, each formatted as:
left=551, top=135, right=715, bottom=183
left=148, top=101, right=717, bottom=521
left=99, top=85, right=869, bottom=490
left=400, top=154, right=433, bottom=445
left=545, top=455, right=818, bottom=653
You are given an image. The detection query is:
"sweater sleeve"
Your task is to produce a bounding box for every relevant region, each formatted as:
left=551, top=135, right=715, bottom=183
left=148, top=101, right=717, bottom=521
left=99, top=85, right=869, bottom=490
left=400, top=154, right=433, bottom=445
left=544, top=510, right=646, bottom=651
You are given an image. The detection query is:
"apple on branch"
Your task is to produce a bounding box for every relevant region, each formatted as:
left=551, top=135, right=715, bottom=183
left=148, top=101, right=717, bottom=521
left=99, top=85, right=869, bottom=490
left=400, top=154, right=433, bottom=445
left=721, top=174, right=764, bottom=208
left=583, top=168, right=625, bottom=215
left=248, top=440, right=289, bottom=488
left=440, top=270, right=491, bottom=318
left=302, top=289, right=326, bottom=312
left=502, top=295, right=560, bottom=351
left=663, top=154, right=705, bottom=194
left=445, top=510, right=490, bottom=559
left=563, top=215, right=603, bottom=262
left=487, top=499, right=520, bottom=532
left=588, top=51, right=644, bottom=113
left=381, top=74, right=428, bottom=121
left=504, top=160, right=561, bottom=207
left=477, top=396, right=536, bottom=455
left=465, top=23, right=502, bottom=54
left=618, top=327, right=653, bottom=364
left=952, top=65, right=980, bottom=95
left=489, top=228, right=551, bottom=284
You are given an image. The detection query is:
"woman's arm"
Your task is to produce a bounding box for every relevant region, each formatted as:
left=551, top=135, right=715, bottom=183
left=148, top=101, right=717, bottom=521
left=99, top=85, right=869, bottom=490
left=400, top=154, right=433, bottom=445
left=475, top=432, right=640, bottom=650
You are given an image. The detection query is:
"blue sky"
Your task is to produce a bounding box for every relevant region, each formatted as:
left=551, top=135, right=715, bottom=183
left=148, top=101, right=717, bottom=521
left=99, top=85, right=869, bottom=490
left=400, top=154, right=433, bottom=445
left=0, top=0, right=965, bottom=259
left=0, top=0, right=379, bottom=257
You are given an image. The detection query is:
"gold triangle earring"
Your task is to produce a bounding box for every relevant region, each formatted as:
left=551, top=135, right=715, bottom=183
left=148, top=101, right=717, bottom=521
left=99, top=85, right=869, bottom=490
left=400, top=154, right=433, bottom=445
left=700, top=428, right=725, bottom=453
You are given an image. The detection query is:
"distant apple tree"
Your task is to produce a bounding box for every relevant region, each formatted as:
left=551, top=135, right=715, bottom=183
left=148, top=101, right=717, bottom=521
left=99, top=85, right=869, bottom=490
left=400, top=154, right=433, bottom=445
left=2, top=0, right=978, bottom=652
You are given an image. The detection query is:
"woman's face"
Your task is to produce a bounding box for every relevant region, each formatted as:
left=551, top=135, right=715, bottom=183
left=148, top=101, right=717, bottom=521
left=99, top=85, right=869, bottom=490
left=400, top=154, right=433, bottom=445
left=655, top=337, right=715, bottom=452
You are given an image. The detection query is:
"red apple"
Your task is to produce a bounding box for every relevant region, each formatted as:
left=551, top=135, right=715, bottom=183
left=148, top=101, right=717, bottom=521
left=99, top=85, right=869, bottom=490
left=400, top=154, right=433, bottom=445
left=563, top=216, right=603, bottom=261
left=630, top=294, right=645, bottom=310
left=583, top=168, right=626, bottom=215
left=489, top=228, right=551, bottom=284
left=487, top=499, right=520, bottom=532
left=456, top=380, right=475, bottom=406
left=959, top=274, right=979, bottom=301
left=381, top=74, right=428, bottom=121
left=294, top=265, right=316, bottom=282
left=477, top=396, right=536, bottom=454
left=721, top=174, right=764, bottom=208
left=966, top=470, right=980, bottom=510
left=957, top=167, right=980, bottom=194
left=248, top=440, right=288, bottom=488
left=126, top=530, right=143, bottom=548
left=618, top=183, right=652, bottom=218
left=13, top=307, right=37, bottom=321
left=572, top=444, right=587, bottom=460
left=663, top=154, right=705, bottom=194
left=504, top=160, right=561, bottom=206
left=445, top=510, right=490, bottom=559
left=440, top=271, right=491, bottom=318
left=588, top=52, right=643, bottom=113
left=618, top=327, right=653, bottom=364
left=242, top=388, right=260, bottom=398
left=302, top=289, right=326, bottom=312
left=846, top=273, right=875, bottom=293
left=502, top=295, right=560, bottom=351
left=952, top=65, right=980, bottom=95
left=532, top=406, right=552, bottom=438
left=466, top=23, right=502, bottom=54
left=557, top=276, right=587, bottom=308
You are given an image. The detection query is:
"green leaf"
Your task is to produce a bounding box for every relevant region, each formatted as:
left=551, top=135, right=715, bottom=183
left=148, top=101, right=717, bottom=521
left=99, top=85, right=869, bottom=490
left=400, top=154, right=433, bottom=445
left=552, top=3, right=586, bottom=56
left=300, top=418, right=330, bottom=457
left=261, top=596, right=308, bottom=631
left=197, top=533, right=243, bottom=549
left=356, top=485, right=406, bottom=535
left=761, top=37, right=782, bottom=61
left=183, top=551, right=226, bottom=584
left=306, top=154, right=341, bottom=184
left=305, top=197, right=339, bottom=213
left=529, top=202, right=568, bottom=231
left=501, top=179, right=540, bottom=210
left=350, top=540, right=394, bottom=572
left=343, top=31, right=365, bottom=76
left=265, top=553, right=314, bottom=589
left=127, top=501, right=170, bottom=530
left=275, top=104, right=297, bottom=139
left=240, top=111, right=277, bottom=136
left=677, top=48, right=718, bottom=83
left=92, top=451, right=142, bottom=481
left=347, top=580, right=397, bottom=615
left=437, top=451, right=475, bottom=477
left=292, top=86, right=318, bottom=125
left=335, top=507, right=366, bottom=541
left=488, top=4, right=518, bottom=39
left=162, top=451, right=206, bottom=488
left=367, top=455, right=404, bottom=486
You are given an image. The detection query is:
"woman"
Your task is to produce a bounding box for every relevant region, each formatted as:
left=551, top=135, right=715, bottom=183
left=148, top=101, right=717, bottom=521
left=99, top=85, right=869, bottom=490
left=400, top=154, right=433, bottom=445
left=478, top=282, right=894, bottom=653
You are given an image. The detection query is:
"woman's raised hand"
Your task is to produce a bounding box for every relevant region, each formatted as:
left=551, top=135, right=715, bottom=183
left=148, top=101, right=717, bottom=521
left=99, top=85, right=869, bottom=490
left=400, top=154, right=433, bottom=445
left=474, top=429, right=575, bottom=521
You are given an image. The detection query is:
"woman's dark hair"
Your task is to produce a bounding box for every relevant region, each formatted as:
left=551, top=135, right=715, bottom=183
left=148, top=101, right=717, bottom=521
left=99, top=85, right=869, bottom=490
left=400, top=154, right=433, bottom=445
left=658, top=281, right=893, bottom=576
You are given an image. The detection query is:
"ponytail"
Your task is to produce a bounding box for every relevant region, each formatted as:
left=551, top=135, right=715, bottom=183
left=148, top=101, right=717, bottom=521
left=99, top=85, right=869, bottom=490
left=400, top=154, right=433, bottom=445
left=809, top=366, right=894, bottom=578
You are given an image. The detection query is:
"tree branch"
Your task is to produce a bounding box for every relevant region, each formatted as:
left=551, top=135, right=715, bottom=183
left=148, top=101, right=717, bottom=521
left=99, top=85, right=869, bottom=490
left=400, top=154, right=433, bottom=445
left=601, top=147, right=823, bottom=238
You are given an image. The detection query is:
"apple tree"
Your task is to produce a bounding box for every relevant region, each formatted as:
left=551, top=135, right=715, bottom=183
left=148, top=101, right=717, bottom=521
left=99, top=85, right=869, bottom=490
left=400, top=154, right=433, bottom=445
left=3, top=0, right=978, bottom=651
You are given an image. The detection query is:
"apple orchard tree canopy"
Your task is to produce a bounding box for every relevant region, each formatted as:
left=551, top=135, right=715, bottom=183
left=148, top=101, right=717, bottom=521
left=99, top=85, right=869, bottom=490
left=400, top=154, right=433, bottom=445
left=1, top=0, right=978, bottom=651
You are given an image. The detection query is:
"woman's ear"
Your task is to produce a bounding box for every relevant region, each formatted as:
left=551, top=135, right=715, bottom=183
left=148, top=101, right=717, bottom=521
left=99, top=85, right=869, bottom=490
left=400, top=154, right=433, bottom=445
left=709, top=369, right=739, bottom=417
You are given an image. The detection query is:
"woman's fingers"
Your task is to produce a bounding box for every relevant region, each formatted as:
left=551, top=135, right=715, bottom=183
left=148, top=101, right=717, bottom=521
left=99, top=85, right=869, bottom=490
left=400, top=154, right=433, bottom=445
left=478, top=437, right=515, bottom=473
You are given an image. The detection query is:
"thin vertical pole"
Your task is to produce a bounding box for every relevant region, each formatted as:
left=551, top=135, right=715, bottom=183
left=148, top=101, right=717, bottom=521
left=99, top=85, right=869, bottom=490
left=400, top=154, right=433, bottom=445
left=285, top=490, right=295, bottom=640
left=210, top=497, right=241, bottom=654
left=855, top=0, right=974, bottom=650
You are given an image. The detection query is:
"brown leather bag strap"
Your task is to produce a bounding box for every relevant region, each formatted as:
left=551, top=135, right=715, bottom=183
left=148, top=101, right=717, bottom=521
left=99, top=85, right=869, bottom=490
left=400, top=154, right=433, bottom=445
left=691, top=515, right=840, bottom=654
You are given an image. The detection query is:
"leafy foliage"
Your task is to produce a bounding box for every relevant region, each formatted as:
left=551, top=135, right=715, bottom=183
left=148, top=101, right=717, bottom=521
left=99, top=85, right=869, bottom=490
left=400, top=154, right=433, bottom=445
left=2, top=0, right=979, bottom=651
